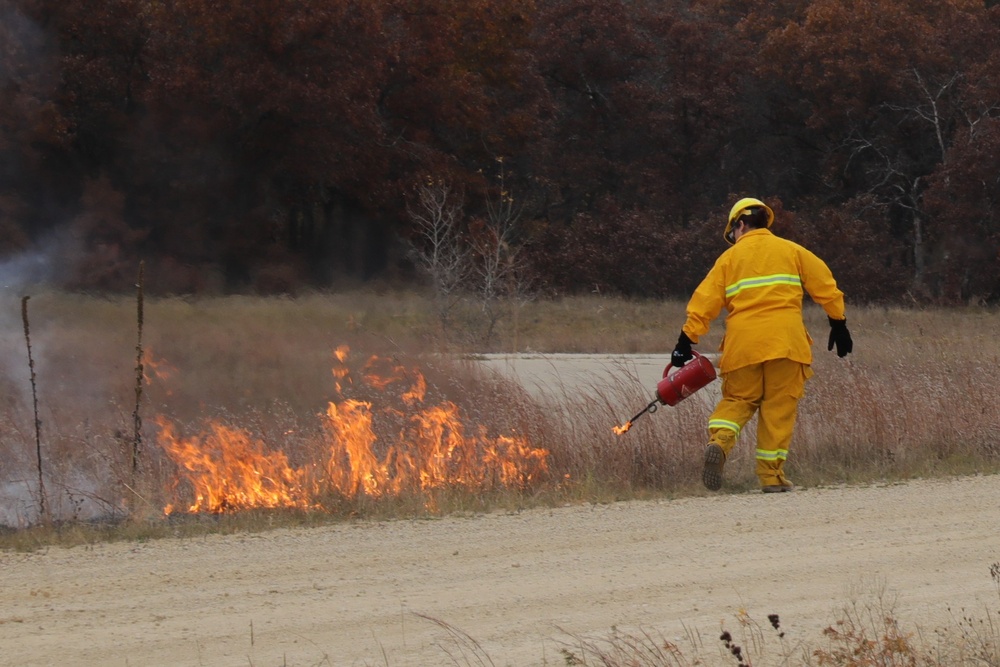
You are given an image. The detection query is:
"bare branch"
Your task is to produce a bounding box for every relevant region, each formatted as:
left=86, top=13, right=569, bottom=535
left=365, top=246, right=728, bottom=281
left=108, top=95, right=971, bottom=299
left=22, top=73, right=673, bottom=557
left=407, top=179, right=470, bottom=328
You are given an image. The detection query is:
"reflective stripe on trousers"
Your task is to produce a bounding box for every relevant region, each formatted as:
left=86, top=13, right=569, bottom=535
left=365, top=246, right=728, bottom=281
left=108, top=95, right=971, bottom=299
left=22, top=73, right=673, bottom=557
left=706, top=358, right=812, bottom=486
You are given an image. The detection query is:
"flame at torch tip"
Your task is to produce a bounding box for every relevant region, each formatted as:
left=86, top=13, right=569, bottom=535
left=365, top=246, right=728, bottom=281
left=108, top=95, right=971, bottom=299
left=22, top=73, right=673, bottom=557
left=612, top=421, right=632, bottom=435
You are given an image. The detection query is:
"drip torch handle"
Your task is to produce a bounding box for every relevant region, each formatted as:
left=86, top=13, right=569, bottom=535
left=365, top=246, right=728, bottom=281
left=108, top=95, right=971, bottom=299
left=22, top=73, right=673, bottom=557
left=669, top=349, right=705, bottom=374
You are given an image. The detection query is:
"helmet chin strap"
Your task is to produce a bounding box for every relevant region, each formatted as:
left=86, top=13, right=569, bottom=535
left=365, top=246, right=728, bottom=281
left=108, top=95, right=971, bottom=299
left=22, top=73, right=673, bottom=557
left=727, top=220, right=744, bottom=243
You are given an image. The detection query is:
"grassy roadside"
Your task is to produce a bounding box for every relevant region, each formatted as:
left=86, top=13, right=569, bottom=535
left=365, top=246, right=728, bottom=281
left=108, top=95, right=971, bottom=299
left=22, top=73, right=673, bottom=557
left=0, top=289, right=998, bottom=550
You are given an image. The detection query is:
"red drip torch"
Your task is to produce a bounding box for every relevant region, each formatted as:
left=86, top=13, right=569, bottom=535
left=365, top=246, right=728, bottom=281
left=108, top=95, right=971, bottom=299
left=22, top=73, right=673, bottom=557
left=613, top=351, right=717, bottom=434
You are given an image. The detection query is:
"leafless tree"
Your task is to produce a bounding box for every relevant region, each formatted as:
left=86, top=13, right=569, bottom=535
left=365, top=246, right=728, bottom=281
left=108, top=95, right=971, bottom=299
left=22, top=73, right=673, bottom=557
left=408, top=163, right=535, bottom=347
left=470, top=158, right=535, bottom=346
left=407, top=179, right=469, bottom=330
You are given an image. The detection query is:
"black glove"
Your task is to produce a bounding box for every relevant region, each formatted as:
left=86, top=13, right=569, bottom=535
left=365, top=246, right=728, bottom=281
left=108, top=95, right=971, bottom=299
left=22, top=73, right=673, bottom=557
left=671, top=332, right=694, bottom=367
left=827, top=317, right=853, bottom=357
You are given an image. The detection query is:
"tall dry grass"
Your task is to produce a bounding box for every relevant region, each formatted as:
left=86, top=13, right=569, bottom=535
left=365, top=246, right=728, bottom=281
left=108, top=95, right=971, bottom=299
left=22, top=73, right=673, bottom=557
left=0, top=289, right=998, bottom=541
left=548, top=568, right=1000, bottom=666
left=478, top=301, right=1000, bottom=499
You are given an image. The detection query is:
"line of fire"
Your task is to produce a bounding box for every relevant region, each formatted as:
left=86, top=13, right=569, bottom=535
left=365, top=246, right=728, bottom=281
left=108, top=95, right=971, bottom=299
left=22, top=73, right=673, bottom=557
left=153, top=346, right=550, bottom=515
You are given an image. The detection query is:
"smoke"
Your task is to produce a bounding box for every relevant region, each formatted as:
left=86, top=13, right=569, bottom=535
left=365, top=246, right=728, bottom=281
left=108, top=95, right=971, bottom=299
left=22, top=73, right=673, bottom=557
left=0, top=218, right=150, bottom=526
left=0, top=9, right=134, bottom=526
left=0, top=481, right=37, bottom=527
left=0, top=247, right=51, bottom=409
left=0, top=236, right=63, bottom=371
left=0, top=253, right=43, bottom=525
left=0, top=246, right=54, bottom=292
left=0, top=238, right=71, bottom=526
left=0, top=5, right=49, bottom=77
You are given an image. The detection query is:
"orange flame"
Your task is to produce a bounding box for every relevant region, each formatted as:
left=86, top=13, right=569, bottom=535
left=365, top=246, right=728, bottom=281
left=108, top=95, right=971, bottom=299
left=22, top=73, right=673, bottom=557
left=331, top=345, right=352, bottom=394
left=157, top=416, right=314, bottom=514
left=142, top=349, right=178, bottom=393
left=158, top=346, right=549, bottom=514
left=612, top=421, right=633, bottom=435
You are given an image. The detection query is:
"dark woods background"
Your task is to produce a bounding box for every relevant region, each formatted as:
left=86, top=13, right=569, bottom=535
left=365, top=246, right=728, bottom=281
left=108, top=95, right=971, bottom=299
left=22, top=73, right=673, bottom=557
left=2, top=0, right=1000, bottom=303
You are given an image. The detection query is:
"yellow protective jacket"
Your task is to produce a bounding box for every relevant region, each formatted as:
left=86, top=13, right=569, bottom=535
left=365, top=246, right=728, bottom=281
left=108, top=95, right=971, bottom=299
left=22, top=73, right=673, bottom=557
left=682, top=228, right=846, bottom=374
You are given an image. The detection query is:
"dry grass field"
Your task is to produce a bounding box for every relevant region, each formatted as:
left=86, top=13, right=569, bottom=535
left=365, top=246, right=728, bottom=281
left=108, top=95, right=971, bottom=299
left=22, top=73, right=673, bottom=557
left=1, top=289, right=999, bottom=665
left=1, top=289, right=996, bottom=532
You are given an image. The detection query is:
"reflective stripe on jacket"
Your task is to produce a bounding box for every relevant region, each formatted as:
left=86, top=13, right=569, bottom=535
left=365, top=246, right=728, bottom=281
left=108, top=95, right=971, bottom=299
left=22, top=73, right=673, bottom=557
left=682, top=228, right=845, bottom=374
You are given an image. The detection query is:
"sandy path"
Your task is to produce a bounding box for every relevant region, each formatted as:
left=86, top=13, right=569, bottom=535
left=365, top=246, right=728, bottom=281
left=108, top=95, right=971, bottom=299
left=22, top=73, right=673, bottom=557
left=3, top=475, right=999, bottom=666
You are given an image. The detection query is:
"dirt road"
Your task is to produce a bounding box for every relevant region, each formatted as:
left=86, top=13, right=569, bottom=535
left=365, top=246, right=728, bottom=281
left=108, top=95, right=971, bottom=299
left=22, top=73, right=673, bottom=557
left=3, top=475, right=999, bottom=666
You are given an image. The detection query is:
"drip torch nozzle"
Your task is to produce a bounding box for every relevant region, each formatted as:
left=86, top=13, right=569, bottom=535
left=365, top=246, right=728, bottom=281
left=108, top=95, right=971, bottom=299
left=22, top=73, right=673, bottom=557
left=612, top=398, right=659, bottom=436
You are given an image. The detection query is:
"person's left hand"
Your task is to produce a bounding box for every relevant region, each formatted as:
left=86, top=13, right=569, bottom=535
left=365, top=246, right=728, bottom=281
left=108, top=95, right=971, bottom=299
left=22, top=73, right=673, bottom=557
left=671, top=332, right=694, bottom=367
left=827, top=317, right=853, bottom=357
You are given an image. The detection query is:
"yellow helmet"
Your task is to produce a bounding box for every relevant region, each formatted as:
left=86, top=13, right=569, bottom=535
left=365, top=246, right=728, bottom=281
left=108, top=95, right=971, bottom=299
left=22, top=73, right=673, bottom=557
left=724, top=197, right=774, bottom=244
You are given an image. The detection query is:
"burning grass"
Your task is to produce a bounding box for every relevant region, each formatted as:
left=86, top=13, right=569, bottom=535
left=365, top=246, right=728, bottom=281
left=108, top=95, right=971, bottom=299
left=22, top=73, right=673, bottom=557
left=0, top=290, right=999, bottom=543
left=155, top=345, right=549, bottom=516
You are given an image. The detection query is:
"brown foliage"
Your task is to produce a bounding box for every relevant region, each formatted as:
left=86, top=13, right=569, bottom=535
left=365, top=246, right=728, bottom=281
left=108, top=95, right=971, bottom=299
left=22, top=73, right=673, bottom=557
left=782, top=197, right=911, bottom=303
left=529, top=198, right=721, bottom=298
left=922, top=117, right=1000, bottom=303
left=1, top=0, right=1000, bottom=303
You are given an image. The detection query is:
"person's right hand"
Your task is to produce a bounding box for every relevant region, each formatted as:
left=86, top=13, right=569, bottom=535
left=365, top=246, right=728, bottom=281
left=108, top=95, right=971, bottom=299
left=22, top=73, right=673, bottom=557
left=671, top=332, right=694, bottom=367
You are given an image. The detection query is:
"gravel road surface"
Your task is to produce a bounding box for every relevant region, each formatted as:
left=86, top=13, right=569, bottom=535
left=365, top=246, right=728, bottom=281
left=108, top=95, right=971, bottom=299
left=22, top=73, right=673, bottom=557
left=3, top=475, right=999, bottom=666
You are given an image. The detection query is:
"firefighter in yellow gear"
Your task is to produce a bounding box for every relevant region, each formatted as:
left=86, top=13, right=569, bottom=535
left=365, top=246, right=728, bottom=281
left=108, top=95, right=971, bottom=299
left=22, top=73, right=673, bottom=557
left=671, top=197, right=853, bottom=493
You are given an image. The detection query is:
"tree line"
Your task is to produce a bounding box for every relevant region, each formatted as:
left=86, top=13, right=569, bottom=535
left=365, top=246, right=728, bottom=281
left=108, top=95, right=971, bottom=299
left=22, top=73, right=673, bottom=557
left=2, top=0, right=999, bottom=303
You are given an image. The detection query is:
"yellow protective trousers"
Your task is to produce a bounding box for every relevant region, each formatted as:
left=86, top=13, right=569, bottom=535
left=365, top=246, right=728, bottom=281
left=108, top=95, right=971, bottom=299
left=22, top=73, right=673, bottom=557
left=706, top=358, right=812, bottom=487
